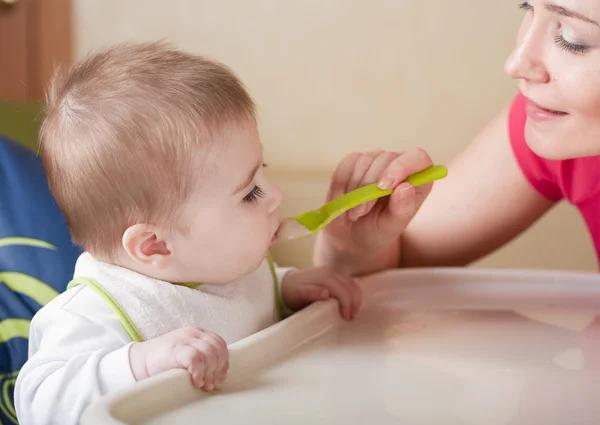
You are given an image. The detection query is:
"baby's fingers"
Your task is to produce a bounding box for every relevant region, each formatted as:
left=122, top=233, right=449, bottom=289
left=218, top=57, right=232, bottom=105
left=175, top=345, right=207, bottom=388
left=300, top=285, right=331, bottom=308
left=199, top=331, right=229, bottom=372
left=203, top=333, right=229, bottom=390
left=347, top=277, right=363, bottom=319
left=333, top=274, right=362, bottom=320
left=319, top=277, right=354, bottom=320
left=187, top=339, right=221, bottom=391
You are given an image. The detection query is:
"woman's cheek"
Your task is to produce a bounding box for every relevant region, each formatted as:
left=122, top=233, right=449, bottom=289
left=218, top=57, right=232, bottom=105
left=557, top=64, right=600, bottom=116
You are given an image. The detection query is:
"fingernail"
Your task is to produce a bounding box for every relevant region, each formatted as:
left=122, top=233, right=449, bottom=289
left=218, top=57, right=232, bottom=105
left=378, top=175, right=395, bottom=190
left=398, top=184, right=413, bottom=199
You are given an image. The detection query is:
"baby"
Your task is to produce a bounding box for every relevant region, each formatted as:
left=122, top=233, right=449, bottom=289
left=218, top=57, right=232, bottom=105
left=15, top=43, right=361, bottom=425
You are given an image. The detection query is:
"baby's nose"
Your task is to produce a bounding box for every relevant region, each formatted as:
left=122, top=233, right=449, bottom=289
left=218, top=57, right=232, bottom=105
left=269, top=184, right=285, bottom=213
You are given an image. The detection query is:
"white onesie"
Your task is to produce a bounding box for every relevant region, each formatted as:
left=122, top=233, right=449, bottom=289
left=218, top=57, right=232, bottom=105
left=14, top=252, right=294, bottom=425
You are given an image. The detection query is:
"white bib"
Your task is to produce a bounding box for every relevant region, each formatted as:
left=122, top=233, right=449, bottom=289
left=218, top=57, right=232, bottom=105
left=67, top=253, right=281, bottom=344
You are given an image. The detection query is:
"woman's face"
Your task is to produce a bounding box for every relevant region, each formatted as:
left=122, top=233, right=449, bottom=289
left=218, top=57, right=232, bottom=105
left=505, top=0, right=600, bottom=159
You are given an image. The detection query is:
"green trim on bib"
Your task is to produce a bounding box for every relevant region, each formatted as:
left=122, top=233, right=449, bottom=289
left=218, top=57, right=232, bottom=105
left=68, top=253, right=281, bottom=342
left=266, top=252, right=282, bottom=321
left=174, top=253, right=281, bottom=319
left=67, top=277, right=144, bottom=342
left=172, top=282, right=202, bottom=289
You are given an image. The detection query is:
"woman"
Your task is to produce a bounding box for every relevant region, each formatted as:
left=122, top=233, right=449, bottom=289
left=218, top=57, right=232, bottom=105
left=314, top=0, right=600, bottom=275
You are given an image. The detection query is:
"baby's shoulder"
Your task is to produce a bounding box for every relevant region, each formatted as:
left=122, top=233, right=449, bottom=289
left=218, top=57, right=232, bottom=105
left=31, top=285, right=114, bottom=327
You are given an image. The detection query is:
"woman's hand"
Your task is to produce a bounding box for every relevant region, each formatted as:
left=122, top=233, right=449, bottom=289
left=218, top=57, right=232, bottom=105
left=313, top=148, right=434, bottom=276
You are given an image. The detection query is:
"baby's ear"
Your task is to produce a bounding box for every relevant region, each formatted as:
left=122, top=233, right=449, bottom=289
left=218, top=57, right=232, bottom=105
left=122, top=224, right=171, bottom=267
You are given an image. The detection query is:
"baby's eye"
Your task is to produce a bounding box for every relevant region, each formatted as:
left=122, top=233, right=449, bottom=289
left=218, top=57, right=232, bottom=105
left=242, top=185, right=266, bottom=204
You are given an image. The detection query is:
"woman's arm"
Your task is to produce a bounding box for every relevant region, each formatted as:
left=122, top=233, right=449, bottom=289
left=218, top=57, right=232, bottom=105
left=401, top=104, right=554, bottom=267
left=314, top=104, right=555, bottom=274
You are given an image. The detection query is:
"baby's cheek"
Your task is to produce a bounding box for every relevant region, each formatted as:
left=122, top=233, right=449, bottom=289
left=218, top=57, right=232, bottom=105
left=247, top=212, right=271, bottom=239
left=235, top=224, right=266, bottom=253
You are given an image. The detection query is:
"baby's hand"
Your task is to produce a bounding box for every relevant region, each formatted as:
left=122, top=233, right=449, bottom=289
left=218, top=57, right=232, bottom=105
left=129, top=327, right=229, bottom=391
left=282, top=267, right=362, bottom=320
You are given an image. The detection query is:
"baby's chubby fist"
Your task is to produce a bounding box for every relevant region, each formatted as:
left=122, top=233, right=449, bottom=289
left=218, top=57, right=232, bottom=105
left=281, top=266, right=362, bottom=320
left=129, top=327, right=229, bottom=391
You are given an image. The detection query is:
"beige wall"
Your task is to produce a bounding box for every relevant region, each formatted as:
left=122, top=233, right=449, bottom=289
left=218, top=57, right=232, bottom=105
left=73, top=0, right=597, bottom=271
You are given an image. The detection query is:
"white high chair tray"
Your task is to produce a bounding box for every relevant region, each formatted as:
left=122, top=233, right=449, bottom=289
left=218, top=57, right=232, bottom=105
left=82, top=268, right=600, bottom=425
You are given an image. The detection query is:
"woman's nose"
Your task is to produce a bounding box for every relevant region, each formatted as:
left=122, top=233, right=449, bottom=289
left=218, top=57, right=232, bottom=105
left=505, top=18, right=550, bottom=84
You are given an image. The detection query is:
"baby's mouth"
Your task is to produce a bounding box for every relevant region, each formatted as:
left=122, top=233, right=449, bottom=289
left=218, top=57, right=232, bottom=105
left=271, top=223, right=282, bottom=244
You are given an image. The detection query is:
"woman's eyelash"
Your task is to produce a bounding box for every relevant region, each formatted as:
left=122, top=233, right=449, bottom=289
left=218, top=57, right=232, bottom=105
left=518, top=2, right=532, bottom=11
left=555, top=34, right=588, bottom=55
left=243, top=186, right=266, bottom=203
left=517, top=2, right=588, bottom=55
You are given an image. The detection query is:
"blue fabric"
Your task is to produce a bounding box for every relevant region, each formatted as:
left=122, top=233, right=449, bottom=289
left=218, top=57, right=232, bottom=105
left=0, top=136, right=80, bottom=424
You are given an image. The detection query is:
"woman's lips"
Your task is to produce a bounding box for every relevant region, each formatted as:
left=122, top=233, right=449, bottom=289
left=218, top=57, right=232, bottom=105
left=525, top=98, right=569, bottom=122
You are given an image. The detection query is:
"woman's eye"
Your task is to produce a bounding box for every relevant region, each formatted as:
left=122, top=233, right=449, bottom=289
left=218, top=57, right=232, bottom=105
left=555, top=33, right=589, bottom=55
left=518, top=2, right=532, bottom=12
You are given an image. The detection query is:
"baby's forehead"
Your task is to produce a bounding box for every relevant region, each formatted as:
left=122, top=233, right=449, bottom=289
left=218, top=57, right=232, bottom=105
left=214, top=120, right=262, bottom=162
left=186, top=123, right=262, bottom=189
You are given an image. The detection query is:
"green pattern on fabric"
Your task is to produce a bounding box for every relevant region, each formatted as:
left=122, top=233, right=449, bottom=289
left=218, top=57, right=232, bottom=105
left=0, top=272, right=60, bottom=307
left=0, top=237, right=56, bottom=250
left=0, top=370, right=19, bottom=425
left=0, top=320, right=30, bottom=343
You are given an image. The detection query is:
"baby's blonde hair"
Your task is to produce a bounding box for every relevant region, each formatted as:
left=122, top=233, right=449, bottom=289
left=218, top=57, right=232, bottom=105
left=40, top=42, right=255, bottom=258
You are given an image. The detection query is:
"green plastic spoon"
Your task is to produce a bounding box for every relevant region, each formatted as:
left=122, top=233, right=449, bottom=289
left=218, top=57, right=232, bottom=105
left=275, top=165, right=448, bottom=241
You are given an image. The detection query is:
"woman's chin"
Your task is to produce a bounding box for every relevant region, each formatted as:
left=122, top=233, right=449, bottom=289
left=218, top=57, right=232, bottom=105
left=525, top=119, right=600, bottom=160
left=524, top=124, right=570, bottom=160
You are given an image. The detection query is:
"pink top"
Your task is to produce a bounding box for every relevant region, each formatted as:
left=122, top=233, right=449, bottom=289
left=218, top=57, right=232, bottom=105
left=509, top=93, right=600, bottom=265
